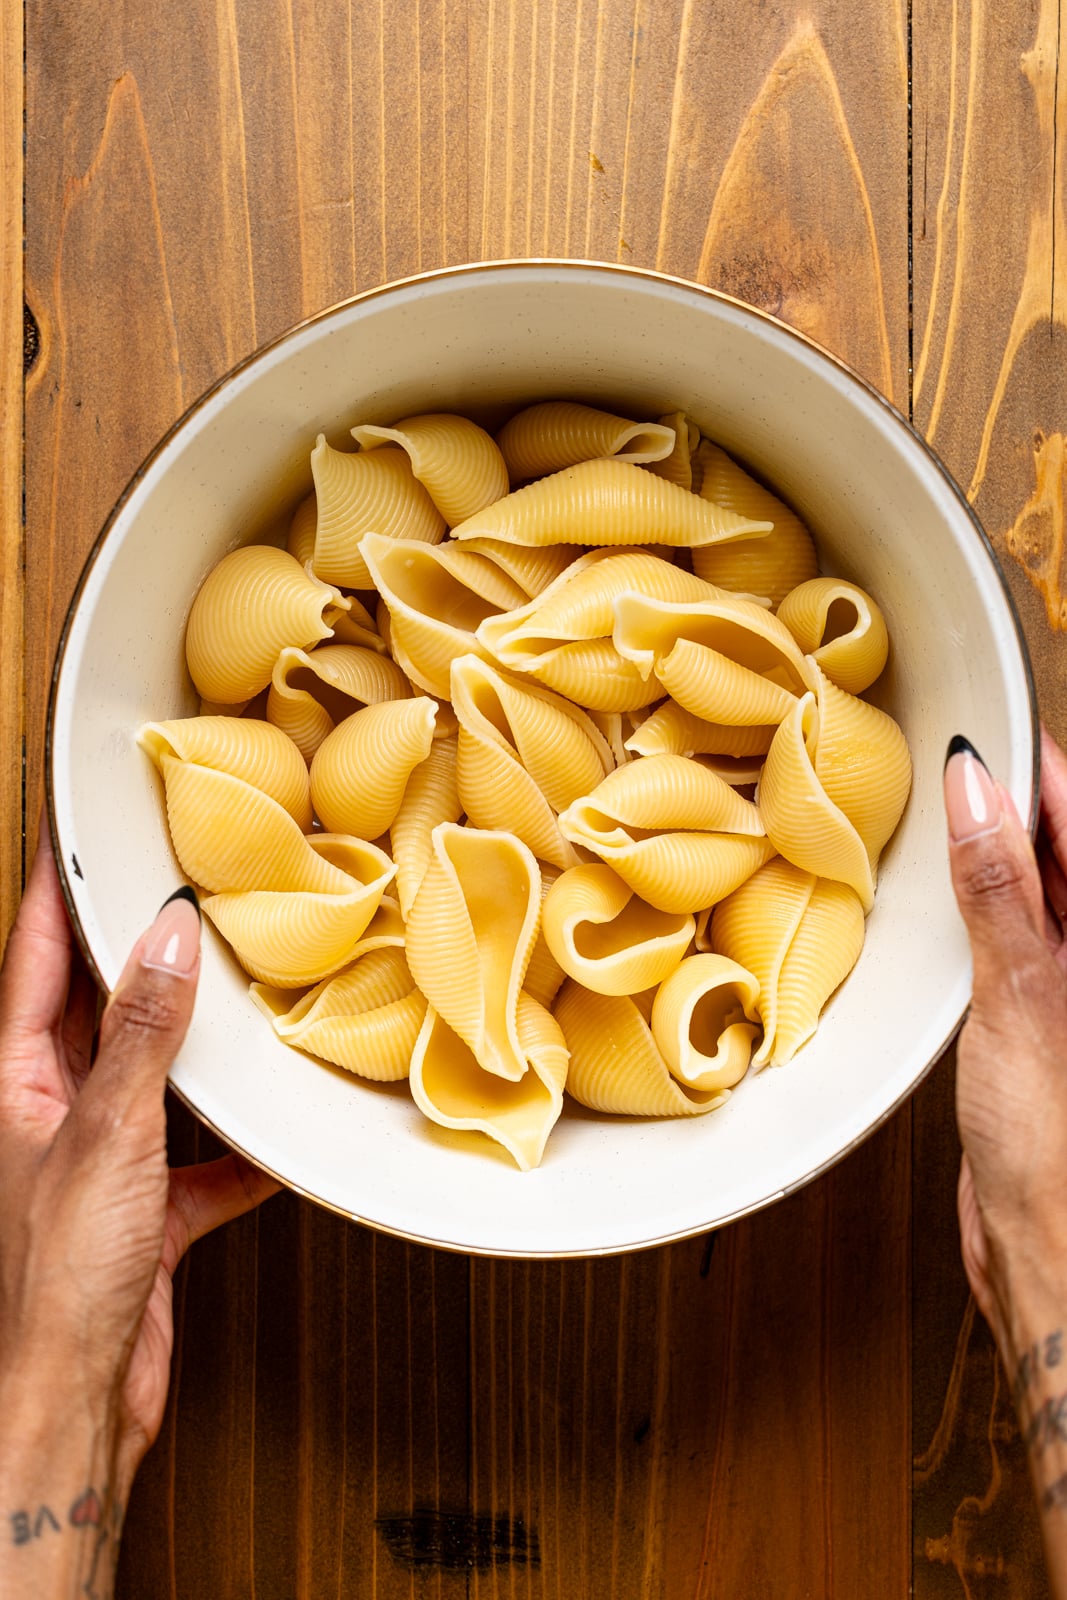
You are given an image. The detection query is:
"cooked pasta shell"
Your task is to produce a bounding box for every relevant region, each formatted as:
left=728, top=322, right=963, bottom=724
left=287, top=493, right=318, bottom=567
left=450, top=459, right=773, bottom=548
left=757, top=693, right=875, bottom=910
left=587, top=710, right=641, bottom=767
left=456, top=538, right=584, bottom=597
left=650, top=954, right=761, bottom=1091
left=359, top=532, right=522, bottom=698
left=185, top=544, right=343, bottom=704
left=310, top=697, right=438, bottom=840
left=642, top=412, right=699, bottom=491
left=624, top=702, right=776, bottom=761
left=158, top=758, right=351, bottom=895
left=139, top=716, right=313, bottom=830
left=351, top=413, right=510, bottom=526
left=710, top=859, right=864, bottom=1066
left=405, top=823, right=541, bottom=1082
left=777, top=577, right=890, bottom=694
left=477, top=549, right=716, bottom=711
left=612, top=590, right=813, bottom=729
left=690, top=442, right=819, bottom=607
left=390, top=735, right=463, bottom=917
left=266, top=643, right=411, bottom=762
left=558, top=754, right=773, bottom=913
left=554, top=981, right=723, bottom=1116
left=542, top=863, right=694, bottom=995
left=270, top=947, right=425, bottom=1081
left=812, top=669, right=911, bottom=864
left=310, top=435, right=445, bottom=588
left=524, top=864, right=567, bottom=1010
left=201, top=836, right=396, bottom=986
left=410, top=995, right=568, bottom=1170
left=495, top=400, right=676, bottom=481
left=451, top=654, right=613, bottom=870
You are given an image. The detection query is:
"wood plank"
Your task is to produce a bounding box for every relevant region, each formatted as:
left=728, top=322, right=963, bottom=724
left=22, top=2, right=915, bottom=1596
left=0, top=0, right=23, bottom=948
left=911, top=0, right=1064, bottom=1593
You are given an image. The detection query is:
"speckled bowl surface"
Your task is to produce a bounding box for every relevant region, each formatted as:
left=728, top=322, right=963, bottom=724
left=48, top=261, right=1037, bottom=1258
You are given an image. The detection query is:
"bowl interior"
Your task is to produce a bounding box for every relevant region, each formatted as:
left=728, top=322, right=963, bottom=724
left=48, top=263, right=1035, bottom=1257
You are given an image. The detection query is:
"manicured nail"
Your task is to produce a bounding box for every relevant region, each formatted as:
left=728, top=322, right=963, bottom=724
left=142, top=887, right=201, bottom=975
left=944, top=737, right=1001, bottom=841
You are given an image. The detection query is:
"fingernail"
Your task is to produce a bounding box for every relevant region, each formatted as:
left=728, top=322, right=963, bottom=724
left=944, top=737, right=1001, bottom=841
left=142, top=887, right=201, bottom=975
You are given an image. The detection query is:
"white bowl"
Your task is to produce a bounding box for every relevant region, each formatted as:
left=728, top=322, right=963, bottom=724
left=48, top=261, right=1037, bottom=1258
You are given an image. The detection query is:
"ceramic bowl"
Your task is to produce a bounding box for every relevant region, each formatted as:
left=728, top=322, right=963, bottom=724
left=48, top=261, right=1037, bottom=1257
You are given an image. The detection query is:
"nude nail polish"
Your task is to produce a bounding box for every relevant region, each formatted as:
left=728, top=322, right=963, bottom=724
left=142, top=886, right=201, bottom=975
left=944, top=737, right=1001, bottom=841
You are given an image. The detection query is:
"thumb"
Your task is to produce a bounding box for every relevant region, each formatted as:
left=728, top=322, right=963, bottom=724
left=944, top=736, right=1047, bottom=1017
left=84, top=886, right=202, bottom=1117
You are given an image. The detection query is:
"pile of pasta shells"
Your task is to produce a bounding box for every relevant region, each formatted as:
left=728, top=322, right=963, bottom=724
left=140, top=401, right=911, bottom=1171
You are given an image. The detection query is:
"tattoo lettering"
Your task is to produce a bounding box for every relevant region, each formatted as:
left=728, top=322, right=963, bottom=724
left=9, top=1505, right=62, bottom=1545
left=1024, top=1391, right=1067, bottom=1456
left=1013, top=1329, right=1064, bottom=1406
left=9, top=1512, right=30, bottom=1546
left=34, top=1506, right=60, bottom=1537
left=1042, top=1472, right=1067, bottom=1513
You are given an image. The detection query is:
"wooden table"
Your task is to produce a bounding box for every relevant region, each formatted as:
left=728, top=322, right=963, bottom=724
left=4, top=2, right=1063, bottom=1593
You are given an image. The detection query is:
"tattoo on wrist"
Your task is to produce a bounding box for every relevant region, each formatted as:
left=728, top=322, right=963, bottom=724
left=7, top=1487, right=123, bottom=1598
left=1012, top=1327, right=1064, bottom=1407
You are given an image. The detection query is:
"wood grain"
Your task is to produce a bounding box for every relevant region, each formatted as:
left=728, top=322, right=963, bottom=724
left=0, top=0, right=22, bottom=951
left=14, top=0, right=1059, bottom=1594
left=911, top=1, right=1064, bottom=1594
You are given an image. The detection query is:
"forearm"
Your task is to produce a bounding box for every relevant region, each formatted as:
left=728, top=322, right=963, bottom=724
left=989, top=1243, right=1067, bottom=1600
left=0, top=1378, right=129, bottom=1600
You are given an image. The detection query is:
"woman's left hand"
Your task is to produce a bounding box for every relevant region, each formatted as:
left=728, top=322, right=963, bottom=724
left=0, top=837, right=278, bottom=1597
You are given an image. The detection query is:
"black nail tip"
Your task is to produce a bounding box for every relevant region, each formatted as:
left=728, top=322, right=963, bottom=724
left=158, top=884, right=201, bottom=920
left=945, top=734, right=985, bottom=770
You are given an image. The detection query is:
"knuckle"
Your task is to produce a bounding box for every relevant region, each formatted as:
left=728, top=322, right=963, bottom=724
left=958, top=849, right=1028, bottom=904
left=106, top=982, right=183, bottom=1041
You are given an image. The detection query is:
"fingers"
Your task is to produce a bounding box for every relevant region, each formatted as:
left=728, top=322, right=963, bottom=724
left=79, top=888, right=201, bottom=1123
left=1040, top=724, right=1067, bottom=868
left=163, top=1153, right=281, bottom=1275
left=944, top=737, right=1051, bottom=1015
left=0, top=837, right=74, bottom=1053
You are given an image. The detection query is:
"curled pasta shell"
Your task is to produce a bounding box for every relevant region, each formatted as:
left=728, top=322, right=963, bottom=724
left=542, top=863, right=694, bottom=996
left=266, top=643, right=411, bottom=762
left=201, top=837, right=396, bottom=986
left=287, top=494, right=317, bottom=567
left=690, top=442, right=819, bottom=607
left=410, top=995, right=569, bottom=1171
left=323, top=595, right=386, bottom=653
left=359, top=532, right=522, bottom=698
left=351, top=413, right=510, bottom=526
left=139, top=716, right=313, bottom=831
left=310, top=435, right=445, bottom=588
left=158, top=758, right=350, bottom=895
left=495, top=400, right=676, bottom=481
left=650, top=954, right=761, bottom=1091
left=405, top=823, right=541, bottom=1082
left=456, top=538, right=584, bottom=597
left=558, top=754, right=773, bottom=913
left=642, top=412, right=699, bottom=490
left=758, top=693, right=875, bottom=910
left=450, top=459, right=773, bottom=547
left=310, top=698, right=438, bottom=840
left=612, top=591, right=813, bottom=727
left=185, top=545, right=343, bottom=704
left=624, top=702, right=776, bottom=761
left=554, top=981, right=724, bottom=1116
left=524, top=864, right=567, bottom=1010
left=777, top=577, right=890, bottom=695
left=390, top=735, right=463, bottom=917
left=477, top=550, right=717, bottom=711
left=812, top=669, right=911, bottom=866
left=452, top=654, right=613, bottom=870
left=269, top=947, right=425, bottom=1082
left=710, top=859, right=865, bottom=1066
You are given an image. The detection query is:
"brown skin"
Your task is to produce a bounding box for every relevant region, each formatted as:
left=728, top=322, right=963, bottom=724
left=0, top=841, right=278, bottom=1597
left=946, top=726, right=1067, bottom=1597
